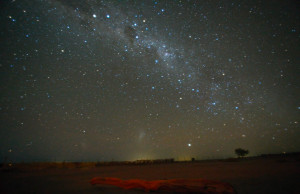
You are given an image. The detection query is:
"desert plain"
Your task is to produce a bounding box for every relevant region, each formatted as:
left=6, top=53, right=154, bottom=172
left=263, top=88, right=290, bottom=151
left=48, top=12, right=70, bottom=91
left=1, top=154, right=300, bottom=193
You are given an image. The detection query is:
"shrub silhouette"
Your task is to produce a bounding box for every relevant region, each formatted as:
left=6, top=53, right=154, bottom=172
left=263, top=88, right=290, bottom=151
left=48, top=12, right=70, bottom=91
left=235, top=148, right=249, bottom=158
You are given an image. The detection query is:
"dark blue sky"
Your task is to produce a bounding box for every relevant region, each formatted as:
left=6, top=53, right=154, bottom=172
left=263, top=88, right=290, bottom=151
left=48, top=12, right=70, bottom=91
left=1, top=0, right=299, bottom=162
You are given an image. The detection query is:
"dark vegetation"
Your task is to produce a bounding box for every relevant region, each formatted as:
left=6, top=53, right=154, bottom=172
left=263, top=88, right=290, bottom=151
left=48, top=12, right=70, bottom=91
left=1, top=152, right=299, bottom=171
left=235, top=148, right=249, bottom=158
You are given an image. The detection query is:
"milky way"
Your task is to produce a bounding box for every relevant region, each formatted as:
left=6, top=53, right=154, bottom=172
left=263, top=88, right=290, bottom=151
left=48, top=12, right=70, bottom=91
left=1, top=0, right=299, bottom=162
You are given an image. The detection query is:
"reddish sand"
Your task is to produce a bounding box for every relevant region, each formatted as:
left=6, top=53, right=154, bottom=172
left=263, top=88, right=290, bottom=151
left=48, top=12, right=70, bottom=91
left=90, top=177, right=236, bottom=193
left=1, top=156, right=300, bottom=193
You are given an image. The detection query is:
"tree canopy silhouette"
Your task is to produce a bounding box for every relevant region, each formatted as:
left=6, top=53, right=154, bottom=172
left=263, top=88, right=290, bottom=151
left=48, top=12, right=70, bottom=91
left=235, top=148, right=249, bottom=158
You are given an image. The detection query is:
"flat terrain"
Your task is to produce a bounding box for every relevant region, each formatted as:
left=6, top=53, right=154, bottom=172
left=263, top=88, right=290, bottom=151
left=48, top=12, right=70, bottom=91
left=1, top=155, right=300, bottom=193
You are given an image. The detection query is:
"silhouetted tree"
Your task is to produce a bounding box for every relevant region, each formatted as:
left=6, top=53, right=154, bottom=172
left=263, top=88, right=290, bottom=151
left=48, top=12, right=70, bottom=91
left=235, top=148, right=249, bottom=158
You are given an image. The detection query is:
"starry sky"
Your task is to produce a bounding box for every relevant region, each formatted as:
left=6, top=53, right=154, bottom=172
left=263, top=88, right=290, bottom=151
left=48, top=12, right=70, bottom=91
left=1, top=0, right=299, bottom=162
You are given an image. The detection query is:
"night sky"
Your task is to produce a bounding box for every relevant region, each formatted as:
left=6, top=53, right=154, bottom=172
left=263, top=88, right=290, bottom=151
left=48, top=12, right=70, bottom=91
left=1, top=0, right=299, bottom=162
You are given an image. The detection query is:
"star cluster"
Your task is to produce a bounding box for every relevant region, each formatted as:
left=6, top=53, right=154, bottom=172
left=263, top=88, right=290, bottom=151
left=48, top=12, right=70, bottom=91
left=1, top=0, right=299, bottom=162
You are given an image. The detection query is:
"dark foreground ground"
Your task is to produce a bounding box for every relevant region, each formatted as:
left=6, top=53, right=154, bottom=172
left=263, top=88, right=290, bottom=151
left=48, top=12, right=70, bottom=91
left=1, top=155, right=300, bottom=194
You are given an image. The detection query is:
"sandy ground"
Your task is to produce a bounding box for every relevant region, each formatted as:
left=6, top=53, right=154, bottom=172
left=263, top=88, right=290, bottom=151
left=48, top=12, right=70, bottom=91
left=1, top=156, right=300, bottom=194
